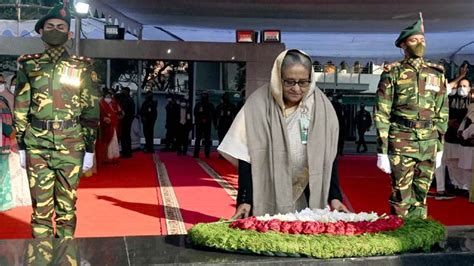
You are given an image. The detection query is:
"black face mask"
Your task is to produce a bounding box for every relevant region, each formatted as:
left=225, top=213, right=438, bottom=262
left=406, top=43, right=425, bottom=58
left=41, top=29, right=68, bottom=47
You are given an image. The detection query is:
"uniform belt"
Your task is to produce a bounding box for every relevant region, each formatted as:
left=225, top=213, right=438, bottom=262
left=391, top=116, right=432, bottom=129
left=30, top=117, right=79, bottom=131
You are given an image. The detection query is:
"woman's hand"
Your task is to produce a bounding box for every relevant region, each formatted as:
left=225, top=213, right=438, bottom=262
left=330, top=199, right=350, bottom=213
left=230, top=203, right=251, bottom=220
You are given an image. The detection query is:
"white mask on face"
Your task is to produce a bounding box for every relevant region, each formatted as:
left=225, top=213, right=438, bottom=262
left=0, top=84, right=5, bottom=92
left=104, top=97, right=112, bottom=103
left=458, top=87, right=469, bottom=97
left=9, top=85, right=15, bottom=93
left=180, top=102, right=186, bottom=107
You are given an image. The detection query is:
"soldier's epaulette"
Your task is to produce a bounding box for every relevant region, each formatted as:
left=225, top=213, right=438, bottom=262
left=17, top=53, right=42, bottom=63
left=70, top=55, right=92, bottom=65
left=425, top=61, right=445, bottom=73
left=383, top=61, right=401, bottom=72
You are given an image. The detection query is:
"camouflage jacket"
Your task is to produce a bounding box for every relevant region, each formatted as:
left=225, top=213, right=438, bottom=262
left=375, top=58, right=448, bottom=154
left=14, top=49, right=100, bottom=153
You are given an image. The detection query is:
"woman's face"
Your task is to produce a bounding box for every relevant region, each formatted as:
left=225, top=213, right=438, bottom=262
left=281, top=64, right=311, bottom=107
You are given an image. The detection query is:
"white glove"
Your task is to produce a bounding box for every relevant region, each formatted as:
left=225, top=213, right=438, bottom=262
left=436, top=151, right=443, bottom=169
left=82, top=152, right=94, bottom=172
left=462, top=124, right=474, bottom=140
left=377, top=153, right=391, bottom=174
left=19, top=150, right=26, bottom=169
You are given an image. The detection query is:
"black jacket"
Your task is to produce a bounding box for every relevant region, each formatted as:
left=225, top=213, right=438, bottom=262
left=140, top=99, right=158, bottom=122
left=236, top=157, right=343, bottom=206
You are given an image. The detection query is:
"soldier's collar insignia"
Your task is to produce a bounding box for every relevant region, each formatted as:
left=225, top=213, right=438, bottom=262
left=46, top=47, right=66, bottom=63
left=406, top=57, right=424, bottom=70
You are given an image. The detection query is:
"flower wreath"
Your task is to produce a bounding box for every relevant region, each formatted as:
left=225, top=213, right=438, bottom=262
left=188, top=208, right=445, bottom=258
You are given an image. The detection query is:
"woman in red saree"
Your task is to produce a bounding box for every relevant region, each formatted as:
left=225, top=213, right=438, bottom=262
left=97, top=92, right=122, bottom=166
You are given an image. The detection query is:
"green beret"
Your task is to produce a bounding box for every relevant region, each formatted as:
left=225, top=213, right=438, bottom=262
left=395, top=13, right=425, bottom=47
left=35, top=3, right=72, bottom=34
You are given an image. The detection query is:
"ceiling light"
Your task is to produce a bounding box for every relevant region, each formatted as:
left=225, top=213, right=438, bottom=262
left=74, top=0, right=90, bottom=15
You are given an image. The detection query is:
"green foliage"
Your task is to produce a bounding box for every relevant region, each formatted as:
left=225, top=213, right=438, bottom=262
left=188, top=218, right=446, bottom=258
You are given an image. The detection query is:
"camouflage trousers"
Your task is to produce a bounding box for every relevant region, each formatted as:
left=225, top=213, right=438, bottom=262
left=26, top=149, right=84, bottom=238
left=25, top=238, right=79, bottom=266
left=388, top=139, right=437, bottom=219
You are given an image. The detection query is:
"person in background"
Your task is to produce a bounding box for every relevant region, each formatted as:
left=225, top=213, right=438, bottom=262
left=216, top=93, right=236, bottom=152
left=176, top=98, right=192, bottom=156
left=97, top=91, right=121, bottom=166
left=1, top=74, right=31, bottom=208
left=0, top=78, right=15, bottom=211
left=355, top=103, right=372, bottom=153
left=454, top=80, right=473, bottom=198
left=329, top=93, right=345, bottom=156
left=140, top=91, right=158, bottom=153
left=460, top=91, right=474, bottom=202
left=432, top=64, right=469, bottom=200
left=118, top=87, right=135, bottom=158
left=165, top=97, right=179, bottom=151
left=194, top=91, right=215, bottom=159
left=0, top=74, right=15, bottom=108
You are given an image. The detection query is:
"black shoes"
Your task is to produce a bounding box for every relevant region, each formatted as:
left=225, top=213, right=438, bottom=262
left=433, top=191, right=456, bottom=200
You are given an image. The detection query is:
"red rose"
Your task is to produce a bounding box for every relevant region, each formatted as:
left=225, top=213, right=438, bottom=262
left=229, top=220, right=241, bottom=229
left=256, top=220, right=270, bottom=233
left=387, top=216, right=404, bottom=229
left=280, top=221, right=292, bottom=233
left=289, top=221, right=304, bottom=234
left=314, top=221, right=326, bottom=234
left=241, top=217, right=258, bottom=230
left=325, top=222, right=337, bottom=234
left=302, top=222, right=317, bottom=234
left=268, top=219, right=281, bottom=232
left=345, top=223, right=357, bottom=235
left=230, top=218, right=249, bottom=229
left=334, top=221, right=346, bottom=235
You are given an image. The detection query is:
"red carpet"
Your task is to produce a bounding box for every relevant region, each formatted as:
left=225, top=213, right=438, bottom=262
left=1, top=151, right=471, bottom=240
left=0, top=152, right=163, bottom=239
left=202, top=156, right=238, bottom=189
left=338, top=155, right=392, bottom=215
left=158, top=152, right=235, bottom=230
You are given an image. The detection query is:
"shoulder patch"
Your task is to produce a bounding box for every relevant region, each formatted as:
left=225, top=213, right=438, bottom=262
left=425, top=61, right=445, bottom=73
left=70, top=55, right=92, bottom=65
left=383, top=61, right=401, bottom=72
left=17, top=53, right=42, bottom=63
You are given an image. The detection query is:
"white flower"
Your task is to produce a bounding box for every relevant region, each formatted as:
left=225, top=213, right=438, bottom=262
left=256, top=207, right=380, bottom=223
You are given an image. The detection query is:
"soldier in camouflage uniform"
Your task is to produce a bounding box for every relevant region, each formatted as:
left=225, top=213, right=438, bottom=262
left=375, top=13, right=448, bottom=218
left=14, top=3, right=99, bottom=238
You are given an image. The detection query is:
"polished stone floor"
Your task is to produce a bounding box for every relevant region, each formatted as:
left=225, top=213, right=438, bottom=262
left=0, top=226, right=473, bottom=265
